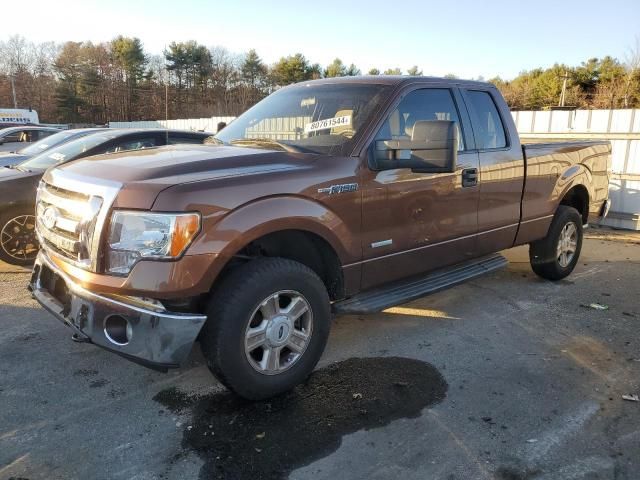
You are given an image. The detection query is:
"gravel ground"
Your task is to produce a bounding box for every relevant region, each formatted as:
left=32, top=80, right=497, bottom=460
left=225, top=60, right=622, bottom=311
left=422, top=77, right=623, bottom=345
left=1, top=227, right=639, bottom=480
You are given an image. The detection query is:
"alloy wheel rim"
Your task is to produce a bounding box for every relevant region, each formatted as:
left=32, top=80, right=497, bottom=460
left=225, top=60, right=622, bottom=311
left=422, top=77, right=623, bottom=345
left=244, top=290, right=313, bottom=375
left=557, top=222, right=577, bottom=268
left=0, top=215, right=38, bottom=262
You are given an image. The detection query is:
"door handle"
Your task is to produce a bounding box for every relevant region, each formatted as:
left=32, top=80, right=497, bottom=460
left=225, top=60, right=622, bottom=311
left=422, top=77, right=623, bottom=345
left=462, top=168, right=478, bottom=187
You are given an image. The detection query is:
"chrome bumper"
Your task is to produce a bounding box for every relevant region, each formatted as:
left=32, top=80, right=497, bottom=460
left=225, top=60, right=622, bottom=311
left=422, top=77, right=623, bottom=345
left=29, top=251, right=207, bottom=370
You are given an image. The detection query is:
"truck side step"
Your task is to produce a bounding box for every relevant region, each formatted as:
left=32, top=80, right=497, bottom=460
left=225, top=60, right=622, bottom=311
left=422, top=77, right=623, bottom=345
left=333, top=253, right=508, bottom=315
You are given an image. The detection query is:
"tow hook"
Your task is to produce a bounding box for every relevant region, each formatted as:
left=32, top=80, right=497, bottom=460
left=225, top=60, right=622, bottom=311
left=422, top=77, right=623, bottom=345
left=71, top=305, right=91, bottom=343
left=71, top=333, right=90, bottom=343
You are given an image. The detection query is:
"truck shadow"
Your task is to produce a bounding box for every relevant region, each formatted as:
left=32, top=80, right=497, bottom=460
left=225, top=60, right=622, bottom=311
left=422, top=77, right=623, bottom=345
left=154, top=356, right=448, bottom=480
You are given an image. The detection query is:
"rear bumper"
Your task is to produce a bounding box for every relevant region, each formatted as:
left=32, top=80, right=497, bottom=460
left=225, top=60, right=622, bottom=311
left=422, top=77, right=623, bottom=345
left=29, top=250, right=207, bottom=370
left=588, top=199, right=612, bottom=226
left=600, top=199, right=612, bottom=219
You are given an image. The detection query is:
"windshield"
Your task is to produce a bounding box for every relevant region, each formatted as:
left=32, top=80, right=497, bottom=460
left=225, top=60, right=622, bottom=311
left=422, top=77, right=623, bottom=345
left=215, top=83, right=391, bottom=155
left=19, top=132, right=114, bottom=170
left=19, top=130, right=86, bottom=155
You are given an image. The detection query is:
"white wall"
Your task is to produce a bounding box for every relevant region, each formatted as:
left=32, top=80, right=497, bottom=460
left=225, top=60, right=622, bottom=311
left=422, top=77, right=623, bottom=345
left=109, top=117, right=236, bottom=133
left=513, top=109, right=640, bottom=229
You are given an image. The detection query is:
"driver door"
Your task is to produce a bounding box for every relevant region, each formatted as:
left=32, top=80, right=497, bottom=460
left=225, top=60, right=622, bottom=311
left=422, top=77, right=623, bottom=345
left=359, top=86, right=480, bottom=289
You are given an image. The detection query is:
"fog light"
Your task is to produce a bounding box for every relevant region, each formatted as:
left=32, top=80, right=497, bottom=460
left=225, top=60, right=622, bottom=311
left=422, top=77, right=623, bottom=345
left=104, top=315, right=132, bottom=345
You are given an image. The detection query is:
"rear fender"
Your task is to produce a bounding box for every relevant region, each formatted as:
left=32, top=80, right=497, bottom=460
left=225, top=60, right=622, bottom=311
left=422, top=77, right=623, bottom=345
left=555, top=165, right=595, bottom=216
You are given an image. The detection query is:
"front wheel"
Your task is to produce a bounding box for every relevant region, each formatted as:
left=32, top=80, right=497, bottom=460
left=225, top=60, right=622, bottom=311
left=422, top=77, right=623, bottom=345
left=0, top=207, right=39, bottom=266
left=529, top=205, right=583, bottom=281
left=199, top=257, right=331, bottom=400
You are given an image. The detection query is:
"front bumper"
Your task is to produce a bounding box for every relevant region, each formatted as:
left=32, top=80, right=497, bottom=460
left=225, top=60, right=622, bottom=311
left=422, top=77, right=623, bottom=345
left=29, top=250, right=208, bottom=370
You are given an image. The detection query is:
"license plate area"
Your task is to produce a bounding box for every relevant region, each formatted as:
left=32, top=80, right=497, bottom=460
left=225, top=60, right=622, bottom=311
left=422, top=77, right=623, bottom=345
left=40, top=264, right=72, bottom=316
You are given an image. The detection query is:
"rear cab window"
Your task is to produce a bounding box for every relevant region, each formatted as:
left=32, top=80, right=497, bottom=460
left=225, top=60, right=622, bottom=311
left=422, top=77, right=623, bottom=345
left=168, top=133, right=208, bottom=145
left=34, top=130, right=55, bottom=141
left=104, top=136, right=159, bottom=154
left=464, top=90, right=507, bottom=150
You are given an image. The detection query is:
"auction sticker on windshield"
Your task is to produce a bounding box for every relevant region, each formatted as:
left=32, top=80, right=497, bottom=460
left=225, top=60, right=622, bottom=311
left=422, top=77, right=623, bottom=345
left=305, top=115, right=351, bottom=133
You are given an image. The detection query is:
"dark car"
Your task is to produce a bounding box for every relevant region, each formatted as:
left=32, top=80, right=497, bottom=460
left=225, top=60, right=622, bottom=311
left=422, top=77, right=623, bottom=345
left=0, top=126, right=60, bottom=153
left=0, top=128, right=103, bottom=168
left=0, top=128, right=212, bottom=265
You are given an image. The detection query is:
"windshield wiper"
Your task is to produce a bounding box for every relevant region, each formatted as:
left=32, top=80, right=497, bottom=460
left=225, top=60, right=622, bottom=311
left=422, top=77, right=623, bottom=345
left=229, top=138, right=301, bottom=153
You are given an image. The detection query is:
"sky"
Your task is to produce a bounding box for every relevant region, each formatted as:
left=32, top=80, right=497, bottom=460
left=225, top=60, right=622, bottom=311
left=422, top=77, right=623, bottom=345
left=17, top=0, right=640, bottom=80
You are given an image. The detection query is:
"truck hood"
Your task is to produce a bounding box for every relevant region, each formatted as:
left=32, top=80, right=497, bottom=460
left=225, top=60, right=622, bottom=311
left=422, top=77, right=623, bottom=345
left=52, top=144, right=318, bottom=209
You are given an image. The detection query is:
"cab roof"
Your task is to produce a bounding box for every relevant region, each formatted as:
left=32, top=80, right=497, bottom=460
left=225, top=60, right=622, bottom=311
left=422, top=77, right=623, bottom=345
left=287, top=75, right=493, bottom=89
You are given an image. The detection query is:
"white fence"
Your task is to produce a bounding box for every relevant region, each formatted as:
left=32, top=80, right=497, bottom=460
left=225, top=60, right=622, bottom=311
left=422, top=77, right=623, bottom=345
left=109, top=117, right=235, bottom=133
left=110, top=109, right=640, bottom=230
left=514, top=109, right=640, bottom=229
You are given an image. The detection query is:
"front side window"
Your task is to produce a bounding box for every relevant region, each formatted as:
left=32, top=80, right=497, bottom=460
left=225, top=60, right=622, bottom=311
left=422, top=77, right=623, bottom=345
left=215, top=83, right=391, bottom=155
left=375, top=88, right=465, bottom=151
left=465, top=90, right=507, bottom=150
left=1, top=130, right=28, bottom=143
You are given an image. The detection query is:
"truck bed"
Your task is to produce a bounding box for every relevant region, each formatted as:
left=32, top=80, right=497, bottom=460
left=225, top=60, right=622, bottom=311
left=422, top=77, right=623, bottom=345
left=518, top=140, right=611, bottom=240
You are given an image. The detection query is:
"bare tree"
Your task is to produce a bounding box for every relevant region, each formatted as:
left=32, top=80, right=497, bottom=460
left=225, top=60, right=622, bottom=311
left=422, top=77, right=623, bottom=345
left=623, top=36, right=640, bottom=108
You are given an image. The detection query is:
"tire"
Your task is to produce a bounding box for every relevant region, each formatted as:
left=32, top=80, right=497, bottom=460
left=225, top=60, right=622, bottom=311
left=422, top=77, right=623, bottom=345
left=529, top=205, right=583, bottom=281
left=199, top=257, right=331, bottom=400
left=0, top=207, right=39, bottom=266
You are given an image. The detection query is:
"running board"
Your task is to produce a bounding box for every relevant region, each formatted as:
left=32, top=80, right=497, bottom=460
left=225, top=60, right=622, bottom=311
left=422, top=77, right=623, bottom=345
left=333, top=253, right=508, bottom=315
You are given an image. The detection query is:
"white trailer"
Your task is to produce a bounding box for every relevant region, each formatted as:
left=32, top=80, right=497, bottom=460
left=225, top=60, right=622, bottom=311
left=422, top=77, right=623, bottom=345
left=0, top=108, right=40, bottom=126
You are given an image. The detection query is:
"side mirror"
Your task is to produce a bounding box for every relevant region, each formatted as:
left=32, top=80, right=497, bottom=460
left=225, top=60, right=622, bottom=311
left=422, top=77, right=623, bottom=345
left=374, top=120, right=458, bottom=173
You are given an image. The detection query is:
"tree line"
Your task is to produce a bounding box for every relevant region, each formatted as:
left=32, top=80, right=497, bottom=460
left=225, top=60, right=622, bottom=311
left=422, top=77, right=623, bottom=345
left=491, top=50, right=640, bottom=110
left=0, top=34, right=639, bottom=124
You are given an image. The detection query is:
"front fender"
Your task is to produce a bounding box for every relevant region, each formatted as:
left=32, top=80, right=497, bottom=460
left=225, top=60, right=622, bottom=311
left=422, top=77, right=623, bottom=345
left=187, top=195, right=358, bottom=264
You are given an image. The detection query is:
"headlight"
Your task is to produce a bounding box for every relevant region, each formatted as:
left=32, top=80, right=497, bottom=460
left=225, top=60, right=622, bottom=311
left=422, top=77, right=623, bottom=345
left=106, top=211, right=200, bottom=275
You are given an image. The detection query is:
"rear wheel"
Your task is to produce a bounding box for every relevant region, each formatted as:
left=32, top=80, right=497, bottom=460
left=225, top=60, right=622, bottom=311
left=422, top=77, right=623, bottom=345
left=0, top=207, right=38, bottom=266
left=529, top=205, right=583, bottom=281
left=199, top=257, right=331, bottom=400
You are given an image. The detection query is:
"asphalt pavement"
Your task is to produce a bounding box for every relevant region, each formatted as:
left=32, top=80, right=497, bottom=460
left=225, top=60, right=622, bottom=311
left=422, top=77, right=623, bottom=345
left=1, top=227, right=639, bottom=480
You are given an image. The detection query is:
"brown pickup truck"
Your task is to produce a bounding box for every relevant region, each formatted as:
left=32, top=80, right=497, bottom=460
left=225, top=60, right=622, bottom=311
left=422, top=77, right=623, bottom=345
left=29, top=77, right=611, bottom=399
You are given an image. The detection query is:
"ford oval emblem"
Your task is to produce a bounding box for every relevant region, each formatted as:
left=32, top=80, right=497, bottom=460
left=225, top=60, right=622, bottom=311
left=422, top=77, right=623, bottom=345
left=41, top=206, right=59, bottom=230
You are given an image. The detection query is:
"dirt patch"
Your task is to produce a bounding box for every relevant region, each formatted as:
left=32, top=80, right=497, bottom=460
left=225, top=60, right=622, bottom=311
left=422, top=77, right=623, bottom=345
left=154, top=356, right=447, bottom=480
left=495, top=466, right=541, bottom=480
left=154, top=386, right=202, bottom=414
left=17, top=333, right=38, bottom=342
left=585, top=227, right=640, bottom=245
left=89, top=379, right=109, bottom=389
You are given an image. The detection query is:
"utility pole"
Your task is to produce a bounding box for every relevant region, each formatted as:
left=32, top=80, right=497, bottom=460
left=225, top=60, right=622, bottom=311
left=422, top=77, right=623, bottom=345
left=558, top=71, right=570, bottom=107
left=165, top=83, right=168, bottom=122
left=164, top=44, right=169, bottom=143
left=10, top=75, right=17, bottom=108
left=165, top=82, right=169, bottom=145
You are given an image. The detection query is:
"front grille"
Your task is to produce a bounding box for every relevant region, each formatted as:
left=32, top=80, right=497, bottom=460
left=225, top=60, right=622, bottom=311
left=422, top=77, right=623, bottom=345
left=36, top=182, right=102, bottom=267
